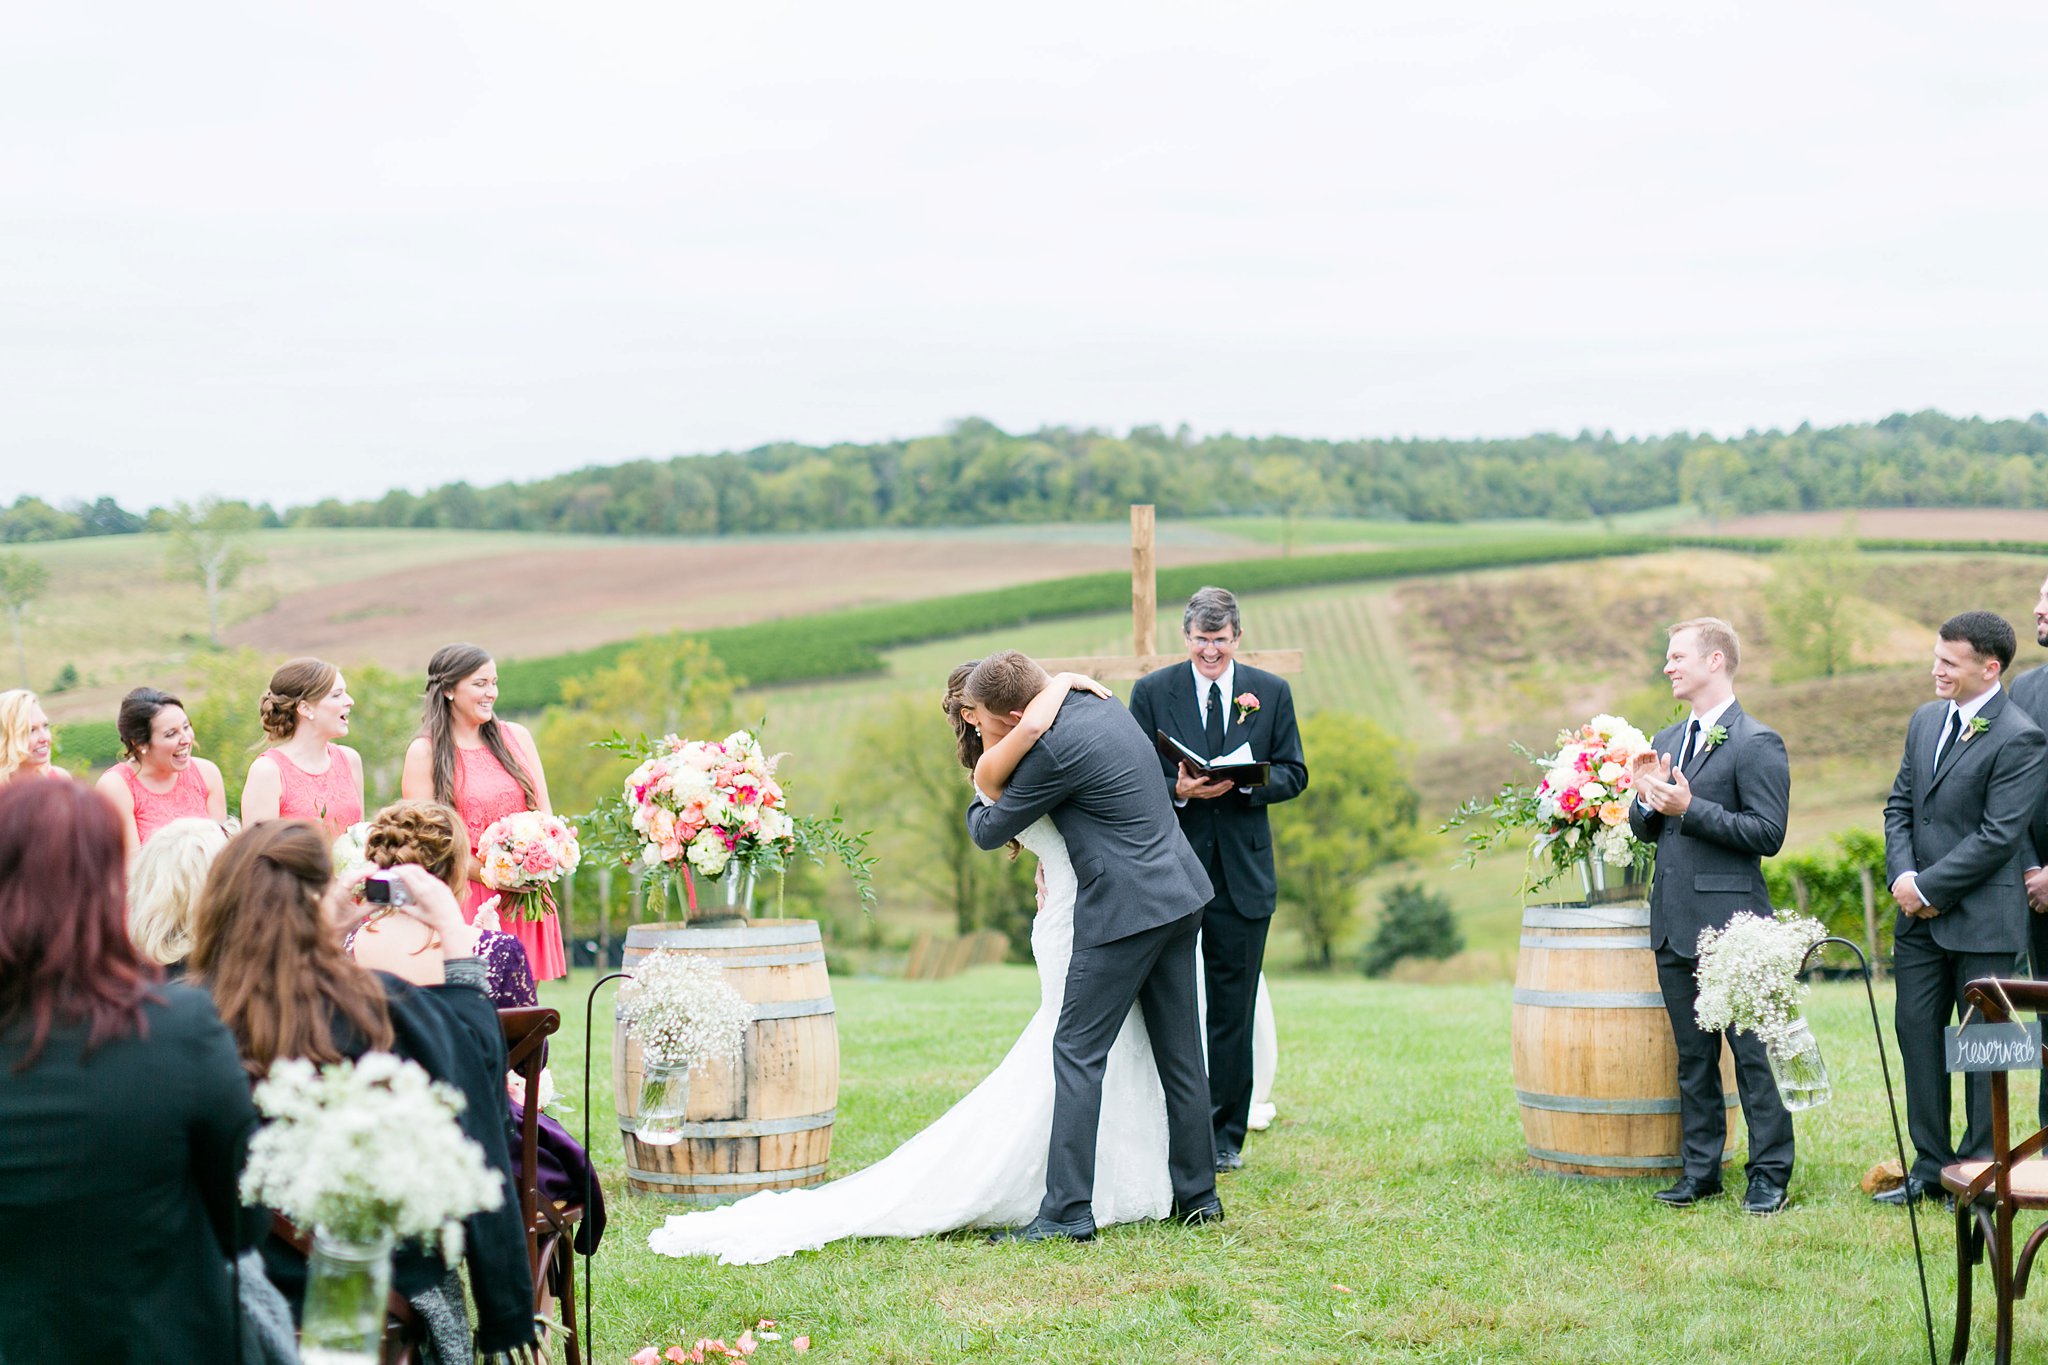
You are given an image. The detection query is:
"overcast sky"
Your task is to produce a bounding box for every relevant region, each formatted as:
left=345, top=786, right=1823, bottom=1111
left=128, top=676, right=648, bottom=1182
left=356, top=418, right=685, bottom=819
left=5, top=2, right=2046, bottom=509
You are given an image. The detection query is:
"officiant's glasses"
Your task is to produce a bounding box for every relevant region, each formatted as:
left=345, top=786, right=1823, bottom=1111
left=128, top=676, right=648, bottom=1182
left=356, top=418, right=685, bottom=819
left=1188, top=632, right=1239, bottom=655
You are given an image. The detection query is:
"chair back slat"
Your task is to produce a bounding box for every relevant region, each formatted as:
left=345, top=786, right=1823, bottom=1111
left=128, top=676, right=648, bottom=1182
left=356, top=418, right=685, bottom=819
left=497, top=1006, right=561, bottom=1267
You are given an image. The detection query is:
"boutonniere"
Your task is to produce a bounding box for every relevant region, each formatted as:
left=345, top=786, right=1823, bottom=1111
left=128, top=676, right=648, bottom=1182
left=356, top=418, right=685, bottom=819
left=1703, top=724, right=1728, bottom=751
left=1233, top=692, right=1260, bottom=725
left=1965, top=716, right=1992, bottom=741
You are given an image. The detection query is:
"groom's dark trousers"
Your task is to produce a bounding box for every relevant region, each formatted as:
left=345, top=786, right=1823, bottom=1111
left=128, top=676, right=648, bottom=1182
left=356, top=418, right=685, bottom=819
left=967, top=691, right=1218, bottom=1227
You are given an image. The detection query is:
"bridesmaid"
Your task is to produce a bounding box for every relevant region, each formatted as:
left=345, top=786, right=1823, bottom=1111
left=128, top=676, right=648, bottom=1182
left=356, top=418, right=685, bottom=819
left=95, top=688, right=227, bottom=860
left=239, top=657, right=365, bottom=838
left=0, top=690, right=64, bottom=784
left=401, top=643, right=566, bottom=981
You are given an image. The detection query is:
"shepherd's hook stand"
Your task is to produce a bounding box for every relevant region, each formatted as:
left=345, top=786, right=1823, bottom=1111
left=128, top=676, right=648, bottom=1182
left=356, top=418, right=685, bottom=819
left=1798, top=936, right=1937, bottom=1365
left=581, top=969, right=632, bottom=1364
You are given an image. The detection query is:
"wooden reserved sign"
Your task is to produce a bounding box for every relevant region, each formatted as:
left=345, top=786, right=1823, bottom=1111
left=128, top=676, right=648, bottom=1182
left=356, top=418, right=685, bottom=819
left=1945, top=1022, right=2046, bottom=1072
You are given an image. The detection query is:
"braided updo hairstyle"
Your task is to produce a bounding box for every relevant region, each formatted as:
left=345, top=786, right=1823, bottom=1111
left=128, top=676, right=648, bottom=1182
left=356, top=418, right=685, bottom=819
left=259, top=657, right=339, bottom=741
left=362, top=799, right=470, bottom=897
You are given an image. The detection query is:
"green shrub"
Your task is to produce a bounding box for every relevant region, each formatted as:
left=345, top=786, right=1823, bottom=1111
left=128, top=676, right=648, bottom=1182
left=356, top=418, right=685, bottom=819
left=1762, top=828, right=1890, bottom=963
left=54, top=719, right=122, bottom=769
left=1359, top=881, right=1463, bottom=978
left=48, top=662, right=79, bottom=694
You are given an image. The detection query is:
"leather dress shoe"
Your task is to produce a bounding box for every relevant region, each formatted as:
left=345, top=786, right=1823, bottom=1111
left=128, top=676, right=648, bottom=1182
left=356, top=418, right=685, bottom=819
left=1651, top=1175, right=1724, bottom=1207
left=988, top=1216, right=1095, bottom=1245
left=1742, top=1175, right=1790, bottom=1216
left=1174, top=1197, right=1225, bottom=1226
left=1214, top=1145, right=1244, bottom=1173
left=1872, top=1176, right=1949, bottom=1209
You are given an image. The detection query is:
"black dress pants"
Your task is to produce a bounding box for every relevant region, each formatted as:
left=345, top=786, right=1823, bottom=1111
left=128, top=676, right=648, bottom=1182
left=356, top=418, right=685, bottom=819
left=1202, top=897, right=1271, bottom=1152
left=1654, top=943, right=1795, bottom=1184
left=1893, top=918, right=2021, bottom=1184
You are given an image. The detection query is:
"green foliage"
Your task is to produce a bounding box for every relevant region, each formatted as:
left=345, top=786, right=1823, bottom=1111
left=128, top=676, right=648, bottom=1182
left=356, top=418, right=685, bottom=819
left=533, top=636, right=738, bottom=818
left=179, top=647, right=274, bottom=810
left=53, top=718, right=121, bottom=769
left=48, top=662, right=79, bottom=693
left=162, top=498, right=264, bottom=647
left=1678, top=443, right=1747, bottom=528
left=340, top=663, right=423, bottom=811
left=1762, top=828, right=1891, bottom=960
left=1359, top=881, right=1464, bottom=977
left=497, top=536, right=1660, bottom=711
left=1273, top=711, right=1422, bottom=968
left=1765, top=527, right=1870, bottom=682
left=0, top=551, right=52, bottom=687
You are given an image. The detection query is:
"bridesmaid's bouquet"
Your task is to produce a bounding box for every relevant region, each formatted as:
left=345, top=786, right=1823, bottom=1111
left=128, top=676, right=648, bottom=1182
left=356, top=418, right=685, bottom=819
left=621, top=730, right=796, bottom=883
left=475, top=811, right=582, bottom=922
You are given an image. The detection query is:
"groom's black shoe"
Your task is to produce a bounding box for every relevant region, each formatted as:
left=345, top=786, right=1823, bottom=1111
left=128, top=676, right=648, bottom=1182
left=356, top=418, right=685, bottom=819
left=1651, top=1174, right=1723, bottom=1207
left=1174, top=1197, right=1225, bottom=1226
left=988, top=1216, right=1096, bottom=1245
left=1214, top=1144, right=1244, bottom=1173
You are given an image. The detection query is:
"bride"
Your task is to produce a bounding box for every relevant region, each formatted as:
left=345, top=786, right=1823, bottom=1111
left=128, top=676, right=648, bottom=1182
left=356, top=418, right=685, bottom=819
left=647, top=664, right=1174, bottom=1264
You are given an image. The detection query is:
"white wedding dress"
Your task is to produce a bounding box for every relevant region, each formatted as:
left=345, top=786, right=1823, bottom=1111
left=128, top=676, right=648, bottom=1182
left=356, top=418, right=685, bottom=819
left=646, top=815, right=1173, bottom=1265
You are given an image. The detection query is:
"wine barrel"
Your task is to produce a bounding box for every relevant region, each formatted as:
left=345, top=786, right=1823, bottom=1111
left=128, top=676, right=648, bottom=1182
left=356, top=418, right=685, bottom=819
left=1512, top=902, right=1737, bottom=1179
left=615, top=919, right=839, bottom=1204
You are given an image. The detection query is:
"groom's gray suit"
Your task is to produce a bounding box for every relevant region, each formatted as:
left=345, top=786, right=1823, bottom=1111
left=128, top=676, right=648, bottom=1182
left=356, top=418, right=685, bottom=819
left=966, top=692, right=1218, bottom=1229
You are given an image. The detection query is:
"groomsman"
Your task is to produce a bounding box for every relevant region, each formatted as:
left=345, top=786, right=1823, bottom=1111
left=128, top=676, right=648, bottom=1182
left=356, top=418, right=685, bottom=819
left=1627, top=617, right=1795, bottom=1215
left=1880, top=611, right=2048, bottom=1206
left=1129, top=587, right=1307, bottom=1173
left=1999, top=576, right=2048, bottom=1127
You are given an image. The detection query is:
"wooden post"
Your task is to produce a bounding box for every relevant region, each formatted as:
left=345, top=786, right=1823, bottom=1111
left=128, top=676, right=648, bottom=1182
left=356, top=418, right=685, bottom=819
left=1858, top=866, right=1882, bottom=980
left=1131, top=504, right=1156, bottom=659
left=1790, top=874, right=1809, bottom=917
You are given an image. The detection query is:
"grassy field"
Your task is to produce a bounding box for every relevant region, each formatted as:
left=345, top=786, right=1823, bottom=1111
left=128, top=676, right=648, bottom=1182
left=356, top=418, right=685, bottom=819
left=538, top=964, right=1996, bottom=1364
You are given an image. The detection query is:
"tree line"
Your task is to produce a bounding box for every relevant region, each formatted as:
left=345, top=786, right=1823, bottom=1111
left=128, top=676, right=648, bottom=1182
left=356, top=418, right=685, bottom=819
left=11, top=408, right=2048, bottom=543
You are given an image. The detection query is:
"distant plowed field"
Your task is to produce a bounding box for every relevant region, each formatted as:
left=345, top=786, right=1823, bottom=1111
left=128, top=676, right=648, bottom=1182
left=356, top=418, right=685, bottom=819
left=1712, top=508, right=2048, bottom=541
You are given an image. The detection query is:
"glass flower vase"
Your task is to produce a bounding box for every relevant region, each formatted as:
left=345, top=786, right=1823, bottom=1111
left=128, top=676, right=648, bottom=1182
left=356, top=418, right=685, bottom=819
left=635, top=1058, right=692, bottom=1146
left=722, top=867, right=756, bottom=915
left=1767, top=1016, right=1831, bottom=1111
left=297, top=1227, right=394, bottom=1365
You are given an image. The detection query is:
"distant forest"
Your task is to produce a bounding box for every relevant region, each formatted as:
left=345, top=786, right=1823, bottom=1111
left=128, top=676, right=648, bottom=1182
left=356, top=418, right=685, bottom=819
left=9, top=408, right=2048, bottom=542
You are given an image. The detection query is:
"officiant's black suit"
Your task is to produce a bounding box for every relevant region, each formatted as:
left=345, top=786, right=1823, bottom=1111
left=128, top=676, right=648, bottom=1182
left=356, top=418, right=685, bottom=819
left=1128, top=661, right=1307, bottom=1153
left=1626, top=700, right=1795, bottom=1188
left=1884, top=688, right=2048, bottom=1183
left=967, top=692, right=1218, bottom=1229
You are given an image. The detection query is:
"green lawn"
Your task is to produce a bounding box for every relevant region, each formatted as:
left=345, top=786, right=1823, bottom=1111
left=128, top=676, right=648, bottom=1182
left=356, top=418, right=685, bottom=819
left=539, top=965, right=2000, bottom=1364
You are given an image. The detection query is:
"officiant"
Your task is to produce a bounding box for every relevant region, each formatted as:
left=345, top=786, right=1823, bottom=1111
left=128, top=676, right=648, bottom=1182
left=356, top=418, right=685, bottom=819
left=1130, top=586, right=1308, bottom=1173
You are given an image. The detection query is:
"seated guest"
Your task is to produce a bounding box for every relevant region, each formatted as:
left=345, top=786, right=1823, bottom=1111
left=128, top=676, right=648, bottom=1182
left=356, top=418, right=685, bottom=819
left=189, top=819, right=536, bottom=1360
left=127, top=816, right=232, bottom=974
left=0, top=688, right=65, bottom=784
left=0, top=781, right=258, bottom=1359
left=353, top=798, right=606, bottom=1253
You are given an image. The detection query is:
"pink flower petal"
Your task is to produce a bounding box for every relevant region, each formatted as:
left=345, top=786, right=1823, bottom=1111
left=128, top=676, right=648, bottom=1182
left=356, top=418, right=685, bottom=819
left=792, top=1338, right=810, bottom=1354
left=631, top=1350, right=661, bottom=1365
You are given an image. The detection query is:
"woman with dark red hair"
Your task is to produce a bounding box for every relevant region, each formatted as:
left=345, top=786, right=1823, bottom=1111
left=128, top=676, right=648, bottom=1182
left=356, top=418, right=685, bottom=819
left=0, top=780, right=258, bottom=1358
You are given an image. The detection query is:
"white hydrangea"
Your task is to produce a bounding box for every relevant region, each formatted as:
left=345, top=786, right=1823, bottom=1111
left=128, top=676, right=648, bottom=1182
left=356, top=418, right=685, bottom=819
left=240, top=1053, right=505, bottom=1261
left=1694, top=911, right=1829, bottom=1056
left=617, top=949, right=752, bottom=1071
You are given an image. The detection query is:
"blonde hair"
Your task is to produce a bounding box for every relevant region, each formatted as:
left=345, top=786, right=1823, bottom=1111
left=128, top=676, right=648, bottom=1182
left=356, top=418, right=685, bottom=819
left=260, top=658, right=339, bottom=741
left=128, top=818, right=232, bottom=965
left=363, top=799, right=470, bottom=896
left=0, top=690, right=44, bottom=782
left=1670, top=616, right=1741, bottom=676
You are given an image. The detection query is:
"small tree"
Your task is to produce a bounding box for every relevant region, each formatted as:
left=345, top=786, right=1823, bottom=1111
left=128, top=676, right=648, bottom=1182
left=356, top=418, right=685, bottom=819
left=1679, top=444, right=1748, bottom=529
left=163, top=498, right=262, bottom=647
left=533, top=634, right=739, bottom=817
left=1359, top=882, right=1463, bottom=977
left=1766, top=525, right=1867, bottom=682
left=0, top=552, right=50, bottom=687
left=1272, top=711, right=1421, bottom=968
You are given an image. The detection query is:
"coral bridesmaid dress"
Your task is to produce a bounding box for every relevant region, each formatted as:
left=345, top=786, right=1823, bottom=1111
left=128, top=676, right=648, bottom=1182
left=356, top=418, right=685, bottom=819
left=453, top=743, right=567, bottom=980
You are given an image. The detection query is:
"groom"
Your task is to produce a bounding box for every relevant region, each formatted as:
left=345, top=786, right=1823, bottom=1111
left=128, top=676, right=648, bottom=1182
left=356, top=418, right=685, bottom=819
left=964, top=650, right=1221, bottom=1241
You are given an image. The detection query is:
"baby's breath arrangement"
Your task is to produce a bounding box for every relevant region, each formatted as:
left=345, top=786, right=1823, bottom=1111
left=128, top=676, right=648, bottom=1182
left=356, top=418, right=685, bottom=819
left=1694, top=911, right=1829, bottom=1056
left=240, top=1053, right=505, bottom=1261
left=618, top=950, right=753, bottom=1070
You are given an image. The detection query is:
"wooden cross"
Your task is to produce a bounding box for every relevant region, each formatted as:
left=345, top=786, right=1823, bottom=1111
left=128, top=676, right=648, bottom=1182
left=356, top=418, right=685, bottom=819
left=1037, top=505, right=1305, bottom=681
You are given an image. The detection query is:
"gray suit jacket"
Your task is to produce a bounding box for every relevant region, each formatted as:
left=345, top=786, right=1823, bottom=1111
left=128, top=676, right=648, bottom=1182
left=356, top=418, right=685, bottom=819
left=965, top=692, right=1213, bottom=950
left=1627, top=699, right=1790, bottom=957
left=2006, top=664, right=2048, bottom=866
left=1883, top=688, right=2048, bottom=954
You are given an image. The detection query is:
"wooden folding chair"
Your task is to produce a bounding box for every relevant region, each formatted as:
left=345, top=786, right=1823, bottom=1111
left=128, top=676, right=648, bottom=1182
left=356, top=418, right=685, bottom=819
left=1940, top=978, right=2048, bottom=1364
left=500, top=1006, right=583, bottom=1365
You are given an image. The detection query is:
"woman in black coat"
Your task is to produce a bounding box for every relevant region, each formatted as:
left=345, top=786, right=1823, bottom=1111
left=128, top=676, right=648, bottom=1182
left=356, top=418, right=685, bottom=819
left=0, top=780, right=260, bottom=1360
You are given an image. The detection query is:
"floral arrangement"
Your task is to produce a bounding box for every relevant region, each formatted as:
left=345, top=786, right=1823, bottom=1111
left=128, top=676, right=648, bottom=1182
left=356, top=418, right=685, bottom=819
left=616, top=949, right=753, bottom=1071
left=475, top=810, right=582, bottom=922
left=631, top=1321, right=809, bottom=1363
left=331, top=821, right=374, bottom=902
left=622, top=730, right=796, bottom=883
left=1442, top=712, right=1656, bottom=892
left=240, top=1053, right=504, bottom=1260
left=1694, top=911, right=1829, bottom=1056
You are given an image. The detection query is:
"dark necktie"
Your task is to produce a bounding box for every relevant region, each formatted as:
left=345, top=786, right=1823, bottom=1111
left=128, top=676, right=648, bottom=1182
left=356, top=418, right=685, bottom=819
left=1935, top=706, right=1963, bottom=768
left=1206, top=681, right=1224, bottom=757
left=1679, top=719, right=1700, bottom=770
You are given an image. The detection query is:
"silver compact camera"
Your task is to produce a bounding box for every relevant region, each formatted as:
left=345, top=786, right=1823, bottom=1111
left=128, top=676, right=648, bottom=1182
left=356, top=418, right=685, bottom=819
left=362, top=873, right=412, bottom=908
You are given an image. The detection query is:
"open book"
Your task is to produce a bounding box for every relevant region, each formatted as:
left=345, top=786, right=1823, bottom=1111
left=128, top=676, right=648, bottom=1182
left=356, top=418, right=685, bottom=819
left=1155, top=730, right=1270, bottom=787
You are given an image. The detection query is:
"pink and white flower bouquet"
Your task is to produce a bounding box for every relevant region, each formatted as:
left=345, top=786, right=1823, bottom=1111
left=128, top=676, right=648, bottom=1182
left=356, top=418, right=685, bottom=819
left=1443, top=711, right=1657, bottom=893
left=475, top=811, right=581, bottom=922
left=622, top=730, right=797, bottom=884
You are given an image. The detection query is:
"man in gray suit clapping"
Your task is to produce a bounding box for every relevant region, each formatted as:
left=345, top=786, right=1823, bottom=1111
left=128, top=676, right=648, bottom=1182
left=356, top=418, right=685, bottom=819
left=1628, top=616, right=1795, bottom=1215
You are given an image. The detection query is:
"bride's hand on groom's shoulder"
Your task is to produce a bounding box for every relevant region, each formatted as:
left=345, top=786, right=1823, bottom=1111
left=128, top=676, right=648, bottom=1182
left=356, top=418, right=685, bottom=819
left=1050, top=671, right=1112, bottom=700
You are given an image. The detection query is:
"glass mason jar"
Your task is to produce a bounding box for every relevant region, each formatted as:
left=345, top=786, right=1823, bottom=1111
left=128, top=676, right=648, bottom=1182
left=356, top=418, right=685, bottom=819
left=635, top=1057, right=692, bottom=1146
left=1768, top=1016, right=1831, bottom=1111
left=298, top=1227, right=395, bottom=1365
